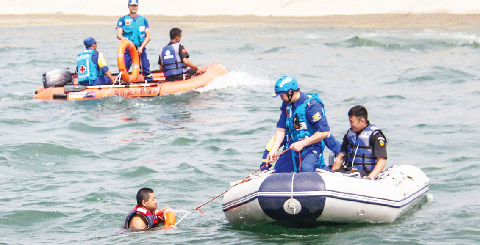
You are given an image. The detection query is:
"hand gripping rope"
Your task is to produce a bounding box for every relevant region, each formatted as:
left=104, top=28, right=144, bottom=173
left=173, top=147, right=294, bottom=228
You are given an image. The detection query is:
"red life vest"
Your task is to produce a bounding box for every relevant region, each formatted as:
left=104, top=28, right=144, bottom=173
left=124, top=205, right=160, bottom=229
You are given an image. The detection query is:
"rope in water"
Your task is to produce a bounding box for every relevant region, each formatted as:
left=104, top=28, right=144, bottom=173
left=173, top=147, right=293, bottom=228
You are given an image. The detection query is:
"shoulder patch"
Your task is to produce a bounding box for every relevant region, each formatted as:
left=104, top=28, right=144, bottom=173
left=312, top=112, right=321, bottom=122
left=378, top=137, right=385, bottom=147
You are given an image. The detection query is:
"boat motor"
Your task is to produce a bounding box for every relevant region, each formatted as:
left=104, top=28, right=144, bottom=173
left=43, top=68, right=73, bottom=88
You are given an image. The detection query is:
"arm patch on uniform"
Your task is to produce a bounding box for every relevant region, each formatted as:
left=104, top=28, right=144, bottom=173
left=312, top=112, right=322, bottom=122
left=378, top=137, right=385, bottom=147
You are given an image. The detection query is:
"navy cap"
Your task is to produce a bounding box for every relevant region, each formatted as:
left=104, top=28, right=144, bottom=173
left=128, top=0, right=138, bottom=5
left=83, top=37, right=96, bottom=47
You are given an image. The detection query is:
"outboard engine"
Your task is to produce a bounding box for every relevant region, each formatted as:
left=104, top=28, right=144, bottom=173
left=328, top=151, right=337, bottom=168
left=43, top=68, right=73, bottom=88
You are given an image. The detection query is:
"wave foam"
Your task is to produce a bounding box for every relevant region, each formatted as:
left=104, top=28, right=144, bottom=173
left=194, top=71, right=271, bottom=93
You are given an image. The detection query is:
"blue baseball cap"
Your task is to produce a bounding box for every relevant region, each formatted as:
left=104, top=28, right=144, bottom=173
left=128, top=0, right=138, bottom=5
left=83, top=37, right=96, bottom=47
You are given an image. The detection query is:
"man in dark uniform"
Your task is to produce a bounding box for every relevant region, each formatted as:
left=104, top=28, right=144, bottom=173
left=158, top=28, right=201, bottom=82
left=332, top=105, right=387, bottom=179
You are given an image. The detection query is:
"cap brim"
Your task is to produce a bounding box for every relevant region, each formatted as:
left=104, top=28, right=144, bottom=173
left=272, top=92, right=285, bottom=98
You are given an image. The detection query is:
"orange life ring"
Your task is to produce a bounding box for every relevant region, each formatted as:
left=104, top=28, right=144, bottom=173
left=117, top=39, right=140, bottom=82
left=156, top=206, right=176, bottom=229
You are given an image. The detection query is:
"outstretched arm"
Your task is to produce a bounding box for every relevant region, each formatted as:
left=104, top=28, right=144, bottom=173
left=182, top=57, right=201, bottom=74
left=266, top=128, right=286, bottom=163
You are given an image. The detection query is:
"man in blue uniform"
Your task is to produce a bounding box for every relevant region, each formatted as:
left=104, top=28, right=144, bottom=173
left=116, top=0, right=153, bottom=81
left=76, top=37, right=115, bottom=86
left=158, top=28, right=201, bottom=82
left=331, top=105, right=387, bottom=180
left=265, top=75, right=332, bottom=173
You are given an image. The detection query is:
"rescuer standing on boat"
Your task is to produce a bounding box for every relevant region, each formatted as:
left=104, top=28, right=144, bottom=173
left=265, top=75, right=332, bottom=173
left=116, top=0, right=153, bottom=82
left=76, top=37, right=115, bottom=85
left=331, top=105, right=387, bottom=180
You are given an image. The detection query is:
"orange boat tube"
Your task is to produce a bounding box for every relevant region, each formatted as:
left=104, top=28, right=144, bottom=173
left=33, top=63, right=228, bottom=100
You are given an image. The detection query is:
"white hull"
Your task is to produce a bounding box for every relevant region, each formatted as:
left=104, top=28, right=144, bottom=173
left=223, top=165, right=429, bottom=225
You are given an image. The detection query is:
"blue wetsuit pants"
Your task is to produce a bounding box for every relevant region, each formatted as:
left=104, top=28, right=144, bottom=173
left=273, top=145, right=325, bottom=173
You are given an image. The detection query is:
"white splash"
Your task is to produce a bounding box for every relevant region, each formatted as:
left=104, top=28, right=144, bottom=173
left=194, top=71, right=271, bottom=93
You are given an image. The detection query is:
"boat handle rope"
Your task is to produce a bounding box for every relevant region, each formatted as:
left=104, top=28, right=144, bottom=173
left=288, top=172, right=297, bottom=214
left=173, top=147, right=293, bottom=228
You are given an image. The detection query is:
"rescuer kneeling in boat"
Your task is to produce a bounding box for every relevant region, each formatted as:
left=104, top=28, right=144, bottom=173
left=265, top=75, right=332, bottom=173
left=331, top=105, right=387, bottom=180
left=159, top=28, right=201, bottom=82
left=76, top=37, right=115, bottom=86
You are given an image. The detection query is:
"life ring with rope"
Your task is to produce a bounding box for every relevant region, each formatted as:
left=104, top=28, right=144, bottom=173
left=117, top=39, right=140, bottom=82
left=156, top=206, right=176, bottom=229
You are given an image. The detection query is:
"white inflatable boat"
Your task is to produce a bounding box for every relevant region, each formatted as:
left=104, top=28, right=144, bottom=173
left=222, top=165, right=429, bottom=226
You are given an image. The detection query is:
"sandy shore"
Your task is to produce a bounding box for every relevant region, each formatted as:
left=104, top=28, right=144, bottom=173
left=2, top=14, right=480, bottom=30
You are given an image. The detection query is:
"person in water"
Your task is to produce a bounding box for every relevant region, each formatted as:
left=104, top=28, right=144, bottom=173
left=331, top=105, right=387, bottom=180
left=158, top=27, right=201, bottom=82
left=124, top=188, right=162, bottom=230
left=116, top=0, right=153, bottom=82
left=265, top=75, right=332, bottom=173
left=76, top=37, right=115, bottom=86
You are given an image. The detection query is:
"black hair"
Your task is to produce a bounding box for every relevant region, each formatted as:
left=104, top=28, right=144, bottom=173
left=348, top=105, right=368, bottom=121
left=136, top=188, right=154, bottom=206
left=170, top=28, right=182, bottom=40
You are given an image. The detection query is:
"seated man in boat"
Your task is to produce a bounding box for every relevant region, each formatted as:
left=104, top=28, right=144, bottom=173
left=124, top=187, right=171, bottom=230
left=158, top=28, right=201, bottom=82
left=76, top=37, right=115, bottom=86
left=331, top=105, right=387, bottom=180
left=265, top=75, right=332, bottom=173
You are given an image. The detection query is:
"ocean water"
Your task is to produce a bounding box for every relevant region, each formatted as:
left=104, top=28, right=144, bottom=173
left=1, top=17, right=480, bottom=244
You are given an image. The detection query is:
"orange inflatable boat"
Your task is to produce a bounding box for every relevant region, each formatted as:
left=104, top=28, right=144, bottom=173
left=33, top=63, right=228, bottom=100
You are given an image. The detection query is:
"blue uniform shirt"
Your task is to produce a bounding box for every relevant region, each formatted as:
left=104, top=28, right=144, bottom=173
left=276, top=92, right=330, bottom=133
left=116, top=15, right=150, bottom=35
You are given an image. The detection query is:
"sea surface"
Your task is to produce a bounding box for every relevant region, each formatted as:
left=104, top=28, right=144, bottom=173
left=1, top=17, right=479, bottom=244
